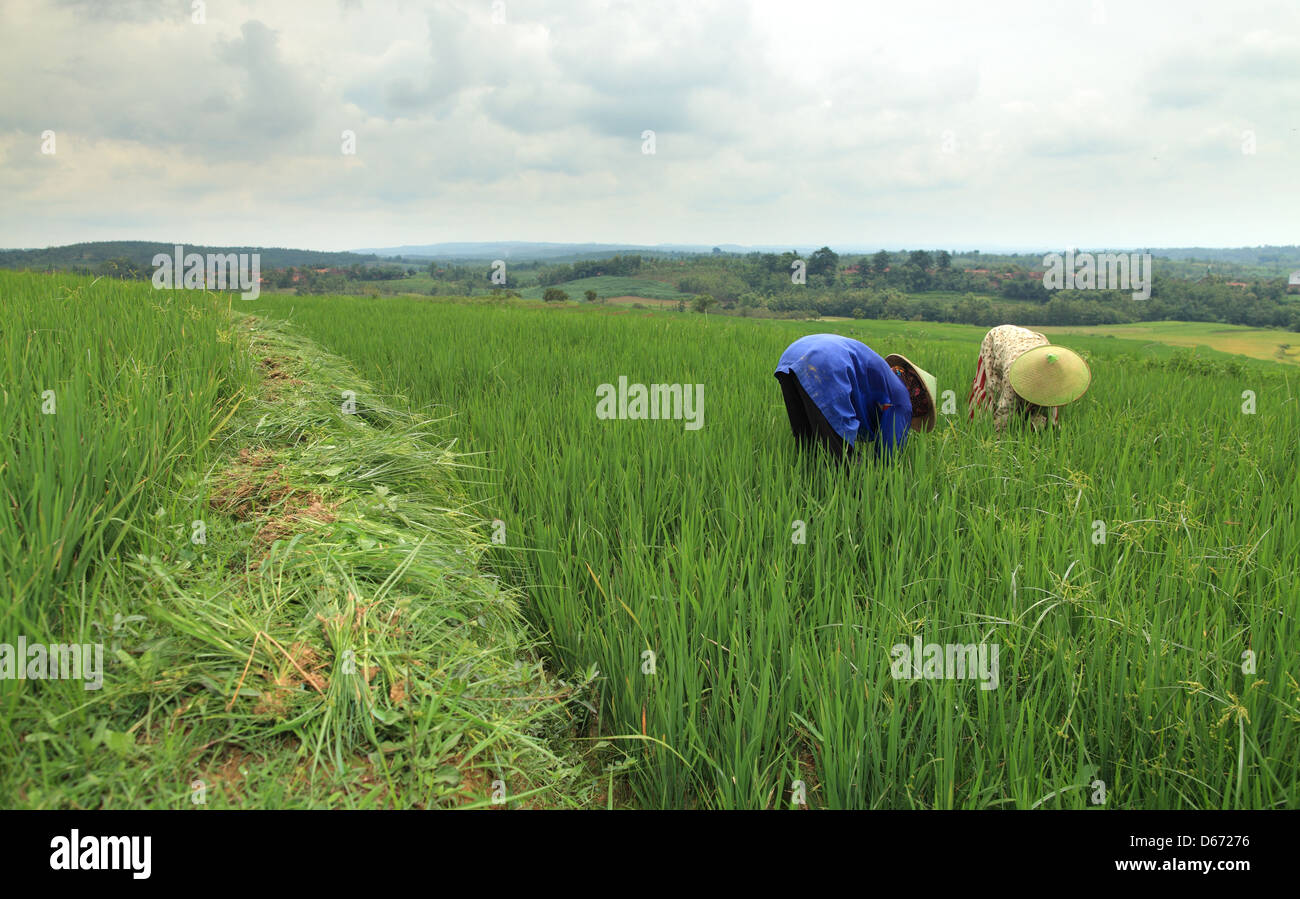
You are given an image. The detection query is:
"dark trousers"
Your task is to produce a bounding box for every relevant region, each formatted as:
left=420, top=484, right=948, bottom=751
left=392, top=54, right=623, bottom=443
left=775, top=371, right=849, bottom=460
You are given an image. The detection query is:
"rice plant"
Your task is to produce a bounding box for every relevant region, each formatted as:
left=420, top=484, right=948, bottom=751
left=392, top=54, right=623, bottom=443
left=253, top=294, right=1300, bottom=809
left=0, top=274, right=588, bottom=808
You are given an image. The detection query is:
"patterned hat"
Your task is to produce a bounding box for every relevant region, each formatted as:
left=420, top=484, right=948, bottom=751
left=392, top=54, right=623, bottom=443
left=885, top=354, right=937, bottom=432
left=1007, top=345, right=1091, bottom=406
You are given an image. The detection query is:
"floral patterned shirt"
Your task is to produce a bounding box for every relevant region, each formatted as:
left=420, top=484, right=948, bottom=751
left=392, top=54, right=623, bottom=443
left=967, top=325, right=1060, bottom=431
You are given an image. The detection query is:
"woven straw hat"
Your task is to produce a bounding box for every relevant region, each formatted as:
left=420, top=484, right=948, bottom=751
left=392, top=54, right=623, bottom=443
left=885, top=354, right=937, bottom=432
left=1007, top=345, right=1091, bottom=407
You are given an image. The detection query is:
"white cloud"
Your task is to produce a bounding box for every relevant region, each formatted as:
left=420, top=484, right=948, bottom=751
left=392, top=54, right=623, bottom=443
left=0, top=0, right=1297, bottom=249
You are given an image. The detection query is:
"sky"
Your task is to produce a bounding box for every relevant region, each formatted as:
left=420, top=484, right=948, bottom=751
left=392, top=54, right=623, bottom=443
left=1, top=0, right=1297, bottom=252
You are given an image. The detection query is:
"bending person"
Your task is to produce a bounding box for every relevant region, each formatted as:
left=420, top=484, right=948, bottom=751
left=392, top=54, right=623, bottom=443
left=774, top=333, right=936, bottom=461
left=968, top=325, right=1091, bottom=431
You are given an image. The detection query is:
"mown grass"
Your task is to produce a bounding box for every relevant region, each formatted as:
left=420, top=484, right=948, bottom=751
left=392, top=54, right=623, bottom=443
left=1, top=272, right=592, bottom=808
left=254, top=294, right=1300, bottom=809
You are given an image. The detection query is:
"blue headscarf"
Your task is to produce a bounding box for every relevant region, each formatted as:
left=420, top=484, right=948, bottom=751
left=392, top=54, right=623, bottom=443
left=775, top=333, right=912, bottom=456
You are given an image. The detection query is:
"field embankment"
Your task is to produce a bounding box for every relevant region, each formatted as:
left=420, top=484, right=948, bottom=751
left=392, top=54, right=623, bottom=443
left=1, top=272, right=590, bottom=808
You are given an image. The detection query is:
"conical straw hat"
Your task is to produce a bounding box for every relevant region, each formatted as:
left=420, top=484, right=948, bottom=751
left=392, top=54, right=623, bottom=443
left=1007, top=345, right=1091, bottom=407
left=885, top=353, right=937, bottom=432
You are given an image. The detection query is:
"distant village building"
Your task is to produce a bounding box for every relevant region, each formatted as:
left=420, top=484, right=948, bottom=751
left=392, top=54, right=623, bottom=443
left=1289, top=271, right=1300, bottom=292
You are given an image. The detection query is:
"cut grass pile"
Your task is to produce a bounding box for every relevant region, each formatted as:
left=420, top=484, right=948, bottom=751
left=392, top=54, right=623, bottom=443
left=1, top=272, right=591, bottom=808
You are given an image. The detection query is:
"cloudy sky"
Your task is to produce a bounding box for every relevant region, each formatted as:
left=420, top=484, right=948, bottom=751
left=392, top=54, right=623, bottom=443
left=2, top=0, right=1297, bottom=251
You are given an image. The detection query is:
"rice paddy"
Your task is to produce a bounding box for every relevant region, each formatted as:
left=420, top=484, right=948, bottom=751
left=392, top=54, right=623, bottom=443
left=252, top=293, right=1300, bottom=809
left=4, top=270, right=1297, bottom=808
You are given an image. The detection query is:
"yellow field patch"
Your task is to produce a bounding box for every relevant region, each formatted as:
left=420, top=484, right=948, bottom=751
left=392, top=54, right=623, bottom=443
left=1038, top=322, right=1300, bottom=365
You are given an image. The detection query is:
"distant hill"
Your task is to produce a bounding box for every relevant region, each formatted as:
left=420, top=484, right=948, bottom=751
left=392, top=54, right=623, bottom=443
left=1135, top=246, right=1300, bottom=269
left=353, top=241, right=1300, bottom=271
left=518, top=275, right=692, bottom=301
left=8, top=240, right=1299, bottom=278
left=0, top=241, right=381, bottom=272
left=351, top=241, right=832, bottom=262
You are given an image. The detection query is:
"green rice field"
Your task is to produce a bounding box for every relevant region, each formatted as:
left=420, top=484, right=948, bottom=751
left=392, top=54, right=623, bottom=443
left=250, top=293, right=1300, bottom=809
